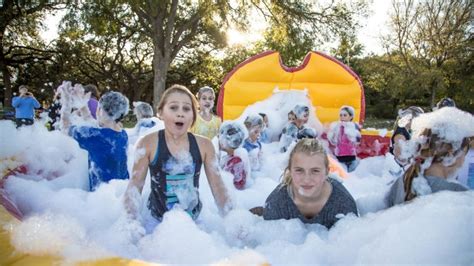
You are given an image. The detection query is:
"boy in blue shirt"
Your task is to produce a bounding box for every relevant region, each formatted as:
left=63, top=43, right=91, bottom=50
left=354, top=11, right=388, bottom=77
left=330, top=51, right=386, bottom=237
left=59, top=82, right=130, bottom=191
left=12, top=85, right=40, bottom=127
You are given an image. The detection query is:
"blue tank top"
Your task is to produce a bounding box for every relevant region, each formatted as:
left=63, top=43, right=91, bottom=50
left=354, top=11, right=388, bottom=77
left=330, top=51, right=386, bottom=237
left=147, top=130, right=202, bottom=220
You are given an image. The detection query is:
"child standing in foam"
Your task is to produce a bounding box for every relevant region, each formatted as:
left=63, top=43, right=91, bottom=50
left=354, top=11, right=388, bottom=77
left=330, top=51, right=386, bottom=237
left=243, top=114, right=264, bottom=171
left=190, top=86, right=221, bottom=140
left=327, top=105, right=361, bottom=172
left=124, top=85, right=231, bottom=231
left=132, top=101, right=164, bottom=136
left=218, top=121, right=250, bottom=190
left=58, top=81, right=130, bottom=191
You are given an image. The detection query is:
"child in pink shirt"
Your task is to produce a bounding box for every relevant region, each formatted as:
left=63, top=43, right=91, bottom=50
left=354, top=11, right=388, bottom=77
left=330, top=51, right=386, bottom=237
left=327, top=105, right=361, bottom=172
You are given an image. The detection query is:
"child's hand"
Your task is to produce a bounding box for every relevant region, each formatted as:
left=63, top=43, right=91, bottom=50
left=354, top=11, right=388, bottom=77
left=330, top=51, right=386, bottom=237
left=57, top=81, right=72, bottom=109
left=70, top=84, right=91, bottom=109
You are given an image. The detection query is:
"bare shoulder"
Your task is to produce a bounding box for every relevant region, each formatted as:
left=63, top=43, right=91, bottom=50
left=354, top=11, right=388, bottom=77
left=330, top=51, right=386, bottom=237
left=136, top=131, right=159, bottom=160
left=139, top=131, right=159, bottom=146
left=194, top=134, right=213, bottom=149
left=194, top=134, right=215, bottom=158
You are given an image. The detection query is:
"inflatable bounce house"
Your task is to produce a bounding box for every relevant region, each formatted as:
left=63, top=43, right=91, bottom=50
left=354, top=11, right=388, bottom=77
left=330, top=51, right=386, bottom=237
left=217, top=50, right=391, bottom=158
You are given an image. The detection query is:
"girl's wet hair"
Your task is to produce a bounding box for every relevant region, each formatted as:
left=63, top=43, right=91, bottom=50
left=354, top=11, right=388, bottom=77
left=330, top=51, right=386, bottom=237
left=293, top=104, right=310, bottom=119
left=403, top=130, right=472, bottom=201
left=244, top=114, right=264, bottom=129
left=157, top=84, right=198, bottom=126
left=393, top=106, right=424, bottom=129
left=282, top=138, right=329, bottom=186
left=196, top=86, right=215, bottom=99
left=84, top=84, right=100, bottom=99
left=340, top=105, right=355, bottom=119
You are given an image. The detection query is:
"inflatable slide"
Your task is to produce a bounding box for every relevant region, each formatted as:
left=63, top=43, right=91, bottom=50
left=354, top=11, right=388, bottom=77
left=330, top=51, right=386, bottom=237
left=217, top=51, right=391, bottom=158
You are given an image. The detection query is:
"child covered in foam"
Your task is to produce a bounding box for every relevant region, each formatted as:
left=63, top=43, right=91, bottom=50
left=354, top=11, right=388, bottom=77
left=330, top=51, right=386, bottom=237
left=279, top=105, right=317, bottom=152
left=385, top=107, right=473, bottom=207
left=58, top=81, right=130, bottom=191
left=218, top=121, right=251, bottom=190
left=132, top=101, right=164, bottom=136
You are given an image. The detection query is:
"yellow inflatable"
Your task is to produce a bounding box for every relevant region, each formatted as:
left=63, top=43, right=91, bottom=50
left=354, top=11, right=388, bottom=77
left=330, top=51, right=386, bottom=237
left=217, top=51, right=365, bottom=124
left=0, top=205, right=156, bottom=265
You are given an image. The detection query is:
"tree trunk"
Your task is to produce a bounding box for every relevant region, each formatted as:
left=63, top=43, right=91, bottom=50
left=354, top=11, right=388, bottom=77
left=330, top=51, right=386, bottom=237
left=152, top=52, right=169, bottom=108
left=430, top=79, right=437, bottom=108
left=1, top=62, right=12, bottom=108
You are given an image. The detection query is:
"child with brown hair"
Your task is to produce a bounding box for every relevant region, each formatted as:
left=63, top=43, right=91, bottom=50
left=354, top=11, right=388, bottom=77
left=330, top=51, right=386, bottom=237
left=327, top=105, right=361, bottom=172
left=124, top=84, right=231, bottom=230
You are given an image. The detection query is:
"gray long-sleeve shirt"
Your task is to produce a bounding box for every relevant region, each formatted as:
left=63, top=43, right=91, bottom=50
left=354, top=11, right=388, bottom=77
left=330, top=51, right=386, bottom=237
left=263, top=178, right=358, bottom=229
left=385, top=175, right=468, bottom=207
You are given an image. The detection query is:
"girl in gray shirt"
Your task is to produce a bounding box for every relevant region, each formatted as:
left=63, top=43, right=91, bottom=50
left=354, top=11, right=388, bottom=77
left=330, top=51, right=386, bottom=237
left=385, top=107, right=472, bottom=207
left=262, top=138, right=358, bottom=229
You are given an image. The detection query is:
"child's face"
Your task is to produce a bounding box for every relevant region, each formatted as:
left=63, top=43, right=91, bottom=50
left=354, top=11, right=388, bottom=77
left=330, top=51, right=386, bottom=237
left=295, top=111, right=309, bottom=127
left=199, top=91, right=215, bottom=112
left=263, top=116, right=269, bottom=127
left=159, top=92, right=194, bottom=136
left=288, top=114, right=296, bottom=123
left=290, top=152, right=327, bottom=199
left=248, top=125, right=262, bottom=142
left=339, top=110, right=352, bottom=122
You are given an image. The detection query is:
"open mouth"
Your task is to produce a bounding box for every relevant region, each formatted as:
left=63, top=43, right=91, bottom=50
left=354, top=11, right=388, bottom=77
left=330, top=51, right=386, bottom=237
left=175, top=122, right=184, bottom=127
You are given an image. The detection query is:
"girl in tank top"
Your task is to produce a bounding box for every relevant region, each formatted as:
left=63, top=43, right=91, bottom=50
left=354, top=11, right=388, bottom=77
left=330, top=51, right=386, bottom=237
left=124, top=85, right=232, bottom=230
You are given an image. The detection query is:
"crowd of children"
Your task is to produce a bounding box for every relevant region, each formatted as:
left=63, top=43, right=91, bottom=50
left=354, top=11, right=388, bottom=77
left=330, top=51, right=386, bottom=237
left=7, top=79, right=473, bottom=232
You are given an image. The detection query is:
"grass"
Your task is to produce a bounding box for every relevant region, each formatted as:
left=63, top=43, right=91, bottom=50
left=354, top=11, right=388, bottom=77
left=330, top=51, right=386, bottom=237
left=362, top=116, right=395, bottom=129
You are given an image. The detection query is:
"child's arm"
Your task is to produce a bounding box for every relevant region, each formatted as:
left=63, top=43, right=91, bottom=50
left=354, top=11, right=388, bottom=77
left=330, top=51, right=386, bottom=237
left=12, top=97, right=20, bottom=108
left=200, top=136, right=232, bottom=214
left=123, top=136, right=150, bottom=219
left=327, top=122, right=339, bottom=145
left=354, top=123, right=362, bottom=143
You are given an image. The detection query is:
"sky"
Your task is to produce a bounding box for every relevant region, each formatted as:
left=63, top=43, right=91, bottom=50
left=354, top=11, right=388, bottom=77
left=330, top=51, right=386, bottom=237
left=42, top=1, right=391, bottom=56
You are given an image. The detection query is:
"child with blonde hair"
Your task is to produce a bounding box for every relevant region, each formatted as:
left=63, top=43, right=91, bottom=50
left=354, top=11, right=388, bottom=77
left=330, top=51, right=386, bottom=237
left=262, top=138, right=358, bottom=228
left=190, top=86, right=221, bottom=140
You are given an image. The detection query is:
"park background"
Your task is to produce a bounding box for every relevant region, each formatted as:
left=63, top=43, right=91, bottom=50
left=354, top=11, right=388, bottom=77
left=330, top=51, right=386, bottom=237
left=0, top=0, right=472, bottom=127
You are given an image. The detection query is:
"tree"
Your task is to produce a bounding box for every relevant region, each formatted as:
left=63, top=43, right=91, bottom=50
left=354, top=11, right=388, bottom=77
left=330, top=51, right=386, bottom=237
left=384, top=0, right=473, bottom=107
left=0, top=0, right=62, bottom=107
left=255, top=0, right=368, bottom=66
left=63, top=0, right=368, bottom=107
left=331, top=31, right=364, bottom=68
